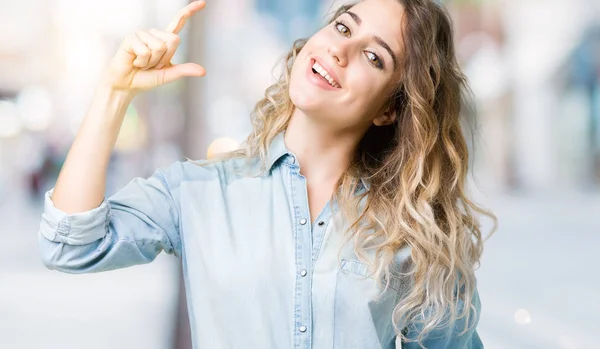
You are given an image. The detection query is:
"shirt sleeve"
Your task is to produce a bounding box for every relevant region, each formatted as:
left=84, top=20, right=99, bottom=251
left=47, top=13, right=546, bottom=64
left=38, top=161, right=184, bottom=274
left=399, top=284, right=483, bottom=349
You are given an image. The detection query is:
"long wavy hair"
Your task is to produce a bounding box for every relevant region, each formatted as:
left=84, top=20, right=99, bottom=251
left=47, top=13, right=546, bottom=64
left=205, top=0, right=496, bottom=346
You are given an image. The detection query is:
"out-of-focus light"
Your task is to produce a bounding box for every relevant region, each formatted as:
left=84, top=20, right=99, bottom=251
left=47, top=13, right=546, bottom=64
left=0, top=3, right=42, bottom=52
left=0, top=100, right=22, bottom=138
left=95, top=0, right=144, bottom=36
left=16, top=86, right=53, bottom=132
left=207, top=137, right=239, bottom=159
left=207, top=96, right=248, bottom=137
left=64, top=34, right=107, bottom=82
left=115, top=105, right=148, bottom=152
left=514, top=309, right=532, bottom=325
left=558, top=334, right=579, bottom=349
left=150, top=142, right=181, bottom=169
left=54, top=0, right=143, bottom=36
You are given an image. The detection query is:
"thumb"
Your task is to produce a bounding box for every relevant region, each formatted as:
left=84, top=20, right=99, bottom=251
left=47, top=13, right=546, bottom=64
left=162, top=63, right=206, bottom=83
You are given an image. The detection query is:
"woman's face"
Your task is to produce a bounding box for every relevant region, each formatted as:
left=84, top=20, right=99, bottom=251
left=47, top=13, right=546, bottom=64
left=289, top=0, right=405, bottom=131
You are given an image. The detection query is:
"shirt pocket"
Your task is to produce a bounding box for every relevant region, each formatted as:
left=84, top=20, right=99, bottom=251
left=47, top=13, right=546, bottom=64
left=333, top=258, right=401, bottom=349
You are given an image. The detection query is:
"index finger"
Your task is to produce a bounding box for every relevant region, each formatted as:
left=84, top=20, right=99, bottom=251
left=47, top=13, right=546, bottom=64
left=166, top=1, right=206, bottom=34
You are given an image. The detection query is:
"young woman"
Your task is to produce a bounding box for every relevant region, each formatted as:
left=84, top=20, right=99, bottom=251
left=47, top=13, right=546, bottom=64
left=39, top=0, right=494, bottom=348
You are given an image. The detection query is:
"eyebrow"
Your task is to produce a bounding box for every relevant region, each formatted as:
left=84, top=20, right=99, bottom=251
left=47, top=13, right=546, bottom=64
left=345, top=10, right=398, bottom=71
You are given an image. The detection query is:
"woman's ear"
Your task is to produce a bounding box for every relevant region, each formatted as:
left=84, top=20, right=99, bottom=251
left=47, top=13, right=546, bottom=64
left=373, top=104, right=397, bottom=126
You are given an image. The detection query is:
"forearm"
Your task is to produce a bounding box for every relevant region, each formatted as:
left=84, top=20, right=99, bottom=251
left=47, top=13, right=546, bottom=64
left=51, top=83, right=134, bottom=214
left=50, top=1, right=205, bottom=215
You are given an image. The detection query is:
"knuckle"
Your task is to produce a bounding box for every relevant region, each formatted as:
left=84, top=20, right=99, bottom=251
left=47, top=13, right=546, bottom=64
left=150, top=28, right=164, bottom=39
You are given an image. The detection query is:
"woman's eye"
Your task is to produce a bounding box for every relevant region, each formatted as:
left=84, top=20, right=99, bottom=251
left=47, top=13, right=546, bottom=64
left=335, top=21, right=350, bottom=37
left=366, top=52, right=383, bottom=69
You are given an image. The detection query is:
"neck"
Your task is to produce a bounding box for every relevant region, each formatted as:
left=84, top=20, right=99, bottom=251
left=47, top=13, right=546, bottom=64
left=284, top=108, right=363, bottom=184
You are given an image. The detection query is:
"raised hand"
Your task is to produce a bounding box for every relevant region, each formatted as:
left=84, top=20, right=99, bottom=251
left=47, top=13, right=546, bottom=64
left=104, top=0, right=206, bottom=94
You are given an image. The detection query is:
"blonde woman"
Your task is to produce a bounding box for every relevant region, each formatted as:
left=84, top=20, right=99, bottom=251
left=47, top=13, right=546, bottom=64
left=39, top=0, right=495, bottom=348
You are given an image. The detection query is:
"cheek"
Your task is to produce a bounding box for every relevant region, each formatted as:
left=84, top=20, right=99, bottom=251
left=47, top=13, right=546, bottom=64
left=287, top=42, right=324, bottom=108
left=347, top=69, right=387, bottom=105
left=288, top=51, right=308, bottom=106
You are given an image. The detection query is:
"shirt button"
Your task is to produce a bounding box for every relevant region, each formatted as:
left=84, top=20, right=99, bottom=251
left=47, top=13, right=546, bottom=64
left=299, top=325, right=307, bottom=333
left=300, top=269, right=307, bottom=277
left=299, top=218, right=307, bottom=225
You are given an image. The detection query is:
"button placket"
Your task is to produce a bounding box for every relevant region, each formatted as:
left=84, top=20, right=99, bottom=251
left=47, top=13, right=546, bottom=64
left=289, top=165, right=313, bottom=347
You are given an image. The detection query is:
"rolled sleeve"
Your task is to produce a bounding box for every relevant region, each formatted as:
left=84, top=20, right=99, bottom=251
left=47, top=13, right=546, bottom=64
left=38, top=162, right=184, bottom=273
left=40, top=188, right=111, bottom=245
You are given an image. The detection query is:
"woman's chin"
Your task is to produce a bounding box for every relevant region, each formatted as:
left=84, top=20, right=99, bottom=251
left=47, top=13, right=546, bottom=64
left=289, top=88, right=326, bottom=113
left=290, top=100, right=327, bottom=117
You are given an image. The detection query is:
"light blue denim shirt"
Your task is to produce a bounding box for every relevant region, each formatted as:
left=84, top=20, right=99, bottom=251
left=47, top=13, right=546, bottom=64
left=38, top=132, right=483, bottom=349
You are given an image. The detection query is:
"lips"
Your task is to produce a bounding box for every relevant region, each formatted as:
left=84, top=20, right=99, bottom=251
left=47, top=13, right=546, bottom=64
left=307, top=57, right=342, bottom=91
left=311, top=60, right=340, bottom=88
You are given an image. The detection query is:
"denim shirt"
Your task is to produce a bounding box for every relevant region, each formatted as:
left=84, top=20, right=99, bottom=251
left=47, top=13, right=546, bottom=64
left=38, top=132, right=483, bottom=349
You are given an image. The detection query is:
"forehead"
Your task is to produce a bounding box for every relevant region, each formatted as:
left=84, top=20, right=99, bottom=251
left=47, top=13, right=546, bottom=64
left=348, top=0, right=405, bottom=56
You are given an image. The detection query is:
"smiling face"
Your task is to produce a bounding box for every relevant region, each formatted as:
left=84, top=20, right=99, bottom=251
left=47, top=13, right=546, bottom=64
left=288, top=0, right=406, bottom=132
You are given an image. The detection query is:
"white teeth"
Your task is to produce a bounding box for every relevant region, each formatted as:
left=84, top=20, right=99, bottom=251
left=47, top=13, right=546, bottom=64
left=312, top=61, right=339, bottom=88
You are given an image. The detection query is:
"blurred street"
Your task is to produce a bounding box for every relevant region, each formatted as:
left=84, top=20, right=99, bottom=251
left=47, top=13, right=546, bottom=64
left=0, top=186, right=181, bottom=349
left=1, top=0, right=599, bottom=348
left=476, top=192, right=600, bottom=349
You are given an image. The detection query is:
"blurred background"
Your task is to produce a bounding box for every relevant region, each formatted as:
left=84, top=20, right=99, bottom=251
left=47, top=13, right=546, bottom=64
left=0, top=0, right=599, bottom=348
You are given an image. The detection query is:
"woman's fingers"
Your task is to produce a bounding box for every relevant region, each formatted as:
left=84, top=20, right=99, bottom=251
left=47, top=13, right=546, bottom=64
left=106, top=1, right=206, bottom=91
left=148, top=29, right=180, bottom=69
left=166, top=1, right=206, bottom=34
left=161, top=63, right=206, bottom=84
left=129, top=0, right=206, bottom=70
left=132, top=62, right=205, bottom=89
left=122, top=34, right=151, bottom=69
left=135, top=31, right=167, bottom=69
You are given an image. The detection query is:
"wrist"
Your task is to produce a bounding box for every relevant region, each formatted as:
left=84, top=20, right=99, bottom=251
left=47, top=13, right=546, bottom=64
left=96, top=81, right=135, bottom=104
left=86, top=81, right=136, bottom=127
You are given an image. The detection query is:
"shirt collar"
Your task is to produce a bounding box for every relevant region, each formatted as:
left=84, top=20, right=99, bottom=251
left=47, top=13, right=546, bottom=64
left=265, top=131, right=292, bottom=172
left=263, top=131, right=370, bottom=192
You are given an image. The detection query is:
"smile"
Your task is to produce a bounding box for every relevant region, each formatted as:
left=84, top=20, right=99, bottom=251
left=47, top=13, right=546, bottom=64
left=311, top=61, right=340, bottom=88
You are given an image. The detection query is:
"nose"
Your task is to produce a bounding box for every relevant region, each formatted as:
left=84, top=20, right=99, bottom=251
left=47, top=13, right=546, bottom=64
left=328, top=42, right=348, bottom=67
